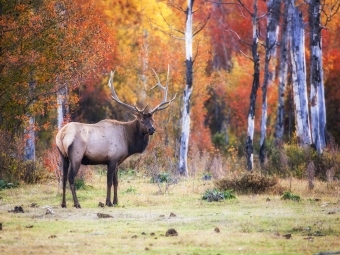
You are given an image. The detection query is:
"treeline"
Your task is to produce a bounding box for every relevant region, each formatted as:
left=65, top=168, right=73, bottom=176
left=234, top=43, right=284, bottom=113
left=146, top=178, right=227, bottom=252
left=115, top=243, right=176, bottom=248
left=1, top=0, right=340, bottom=182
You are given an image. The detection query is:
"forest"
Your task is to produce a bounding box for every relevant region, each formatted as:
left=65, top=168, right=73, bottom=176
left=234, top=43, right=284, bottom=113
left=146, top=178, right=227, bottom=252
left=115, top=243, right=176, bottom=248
left=1, top=0, right=340, bottom=185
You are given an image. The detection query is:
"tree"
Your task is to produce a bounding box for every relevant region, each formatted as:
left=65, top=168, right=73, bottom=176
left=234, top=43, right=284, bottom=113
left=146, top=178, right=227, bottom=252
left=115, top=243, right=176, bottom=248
left=244, top=0, right=261, bottom=171
left=309, top=0, right=326, bottom=153
left=259, top=0, right=281, bottom=164
left=289, top=1, right=312, bottom=146
left=0, top=0, right=115, bottom=155
left=147, top=0, right=210, bottom=176
left=178, top=0, right=195, bottom=176
left=274, top=1, right=290, bottom=141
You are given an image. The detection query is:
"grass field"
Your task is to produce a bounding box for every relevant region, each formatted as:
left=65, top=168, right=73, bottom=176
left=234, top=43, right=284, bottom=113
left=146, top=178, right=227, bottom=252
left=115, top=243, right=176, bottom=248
left=0, top=172, right=339, bottom=255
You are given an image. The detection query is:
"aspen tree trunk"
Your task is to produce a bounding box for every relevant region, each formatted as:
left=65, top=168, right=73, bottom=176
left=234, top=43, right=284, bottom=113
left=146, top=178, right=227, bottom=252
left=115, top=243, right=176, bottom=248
left=245, top=0, right=260, bottom=171
left=24, top=81, right=35, bottom=161
left=57, top=87, right=68, bottom=130
left=309, top=0, right=326, bottom=153
left=289, top=3, right=312, bottom=146
left=178, top=0, right=194, bottom=176
left=259, top=0, right=281, bottom=164
left=274, top=1, right=290, bottom=141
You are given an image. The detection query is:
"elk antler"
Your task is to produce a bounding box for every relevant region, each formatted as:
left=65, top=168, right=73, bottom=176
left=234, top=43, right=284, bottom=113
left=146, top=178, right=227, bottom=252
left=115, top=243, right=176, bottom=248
left=108, top=71, right=147, bottom=114
left=149, top=65, right=177, bottom=114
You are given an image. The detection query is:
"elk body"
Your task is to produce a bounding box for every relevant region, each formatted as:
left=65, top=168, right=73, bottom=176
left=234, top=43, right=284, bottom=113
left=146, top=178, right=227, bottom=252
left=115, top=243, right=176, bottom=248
left=56, top=68, right=175, bottom=208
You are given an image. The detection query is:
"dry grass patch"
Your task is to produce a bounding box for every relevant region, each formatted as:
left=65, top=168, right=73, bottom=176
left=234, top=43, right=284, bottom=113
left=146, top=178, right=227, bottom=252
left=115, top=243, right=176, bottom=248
left=215, top=172, right=284, bottom=195
left=0, top=175, right=340, bottom=255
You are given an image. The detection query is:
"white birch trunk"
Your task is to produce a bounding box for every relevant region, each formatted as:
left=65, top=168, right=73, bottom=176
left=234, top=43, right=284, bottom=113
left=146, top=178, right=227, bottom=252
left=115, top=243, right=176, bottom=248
left=24, top=116, right=35, bottom=161
left=275, top=1, right=290, bottom=140
left=245, top=0, right=260, bottom=171
left=259, top=0, right=280, bottom=164
left=24, top=81, right=35, bottom=161
left=289, top=3, right=312, bottom=146
left=57, top=86, right=68, bottom=130
left=309, top=0, right=326, bottom=153
left=178, top=0, right=194, bottom=176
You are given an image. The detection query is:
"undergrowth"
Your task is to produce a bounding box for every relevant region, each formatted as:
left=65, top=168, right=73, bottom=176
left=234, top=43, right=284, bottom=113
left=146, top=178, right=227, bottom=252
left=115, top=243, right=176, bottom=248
left=281, top=191, right=301, bottom=201
left=215, top=172, right=284, bottom=195
left=202, top=188, right=236, bottom=202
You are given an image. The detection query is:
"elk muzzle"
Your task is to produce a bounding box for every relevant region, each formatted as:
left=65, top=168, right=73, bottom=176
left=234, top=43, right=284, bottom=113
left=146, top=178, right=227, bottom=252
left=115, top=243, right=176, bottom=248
left=148, top=127, right=156, bottom=135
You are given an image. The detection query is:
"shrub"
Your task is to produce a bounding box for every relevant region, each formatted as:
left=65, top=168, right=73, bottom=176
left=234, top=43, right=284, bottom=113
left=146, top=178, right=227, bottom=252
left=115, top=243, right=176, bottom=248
left=264, top=138, right=340, bottom=180
left=75, top=178, right=86, bottom=190
left=0, top=131, right=53, bottom=185
left=281, top=191, right=301, bottom=202
left=151, top=172, right=171, bottom=183
left=215, top=173, right=284, bottom=195
left=123, top=186, right=137, bottom=194
left=0, top=179, right=17, bottom=190
left=202, top=188, right=236, bottom=202
left=74, top=177, right=94, bottom=190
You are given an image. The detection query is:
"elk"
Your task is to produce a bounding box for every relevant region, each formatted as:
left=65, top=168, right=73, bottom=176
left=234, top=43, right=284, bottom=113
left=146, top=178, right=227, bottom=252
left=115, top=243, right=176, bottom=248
left=56, top=68, right=176, bottom=208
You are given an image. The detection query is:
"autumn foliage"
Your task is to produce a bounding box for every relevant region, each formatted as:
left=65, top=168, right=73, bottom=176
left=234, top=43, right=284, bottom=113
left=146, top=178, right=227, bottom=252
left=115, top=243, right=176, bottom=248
left=1, top=0, right=340, bottom=179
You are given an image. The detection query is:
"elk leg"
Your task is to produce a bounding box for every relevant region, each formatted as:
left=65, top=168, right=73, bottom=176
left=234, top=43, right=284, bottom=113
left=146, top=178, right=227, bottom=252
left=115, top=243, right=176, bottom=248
left=113, top=165, right=118, bottom=205
left=61, top=156, right=69, bottom=208
left=69, top=161, right=81, bottom=208
left=106, top=163, right=113, bottom=207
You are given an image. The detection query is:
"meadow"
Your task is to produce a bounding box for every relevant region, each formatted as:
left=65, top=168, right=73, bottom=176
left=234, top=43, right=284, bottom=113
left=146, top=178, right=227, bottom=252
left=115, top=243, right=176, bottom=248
left=0, top=170, right=339, bottom=255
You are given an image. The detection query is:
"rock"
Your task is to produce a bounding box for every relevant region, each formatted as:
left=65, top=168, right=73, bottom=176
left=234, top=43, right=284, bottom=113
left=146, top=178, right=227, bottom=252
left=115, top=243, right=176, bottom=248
left=98, top=202, right=105, bottom=207
left=8, top=206, right=24, bottom=213
left=97, top=213, right=112, bottom=218
left=169, top=212, right=176, bottom=217
left=165, top=228, right=178, bottom=237
left=214, top=227, right=220, bottom=233
left=283, top=234, right=292, bottom=239
left=46, top=208, right=55, bottom=215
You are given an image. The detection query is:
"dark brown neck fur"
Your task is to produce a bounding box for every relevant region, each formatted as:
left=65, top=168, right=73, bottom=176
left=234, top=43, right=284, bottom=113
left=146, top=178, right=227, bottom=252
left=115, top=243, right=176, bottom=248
left=126, top=119, right=150, bottom=155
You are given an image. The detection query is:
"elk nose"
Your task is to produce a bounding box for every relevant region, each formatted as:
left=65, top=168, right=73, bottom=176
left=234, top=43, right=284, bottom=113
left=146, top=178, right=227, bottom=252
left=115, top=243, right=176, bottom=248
left=149, top=127, right=156, bottom=135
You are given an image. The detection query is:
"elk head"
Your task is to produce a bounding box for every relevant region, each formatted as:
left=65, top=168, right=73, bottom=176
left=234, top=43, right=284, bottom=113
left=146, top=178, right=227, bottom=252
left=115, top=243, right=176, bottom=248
left=107, top=66, right=176, bottom=135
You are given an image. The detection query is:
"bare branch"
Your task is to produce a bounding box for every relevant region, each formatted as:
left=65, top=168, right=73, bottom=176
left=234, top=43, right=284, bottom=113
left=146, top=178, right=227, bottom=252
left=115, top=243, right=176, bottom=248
left=157, top=2, right=185, bottom=35
left=236, top=0, right=253, bottom=17
left=147, top=15, right=185, bottom=40
left=146, top=3, right=184, bottom=41
left=167, top=0, right=186, bottom=12
left=192, top=38, right=202, bottom=63
left=193, top=12, right=211, bottom=36
left=322, top=0, right=340, bottom=27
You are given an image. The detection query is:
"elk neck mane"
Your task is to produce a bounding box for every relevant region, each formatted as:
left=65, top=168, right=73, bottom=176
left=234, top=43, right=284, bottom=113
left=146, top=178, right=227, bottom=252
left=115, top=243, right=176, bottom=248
left=122, top=118, right=150, bottom=155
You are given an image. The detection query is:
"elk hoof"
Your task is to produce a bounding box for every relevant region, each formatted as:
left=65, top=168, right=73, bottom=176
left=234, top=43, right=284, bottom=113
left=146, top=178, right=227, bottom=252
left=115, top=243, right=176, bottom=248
left=74, top=204, right=81, bottom=209
left=61, top=204, right=66, bottom=208
left=106, top=202, right=113, bottom=207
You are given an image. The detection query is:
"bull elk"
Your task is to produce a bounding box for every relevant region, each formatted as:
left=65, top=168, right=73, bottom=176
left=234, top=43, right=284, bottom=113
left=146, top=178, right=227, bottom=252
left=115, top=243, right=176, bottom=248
left=56, top=68, right=176, bottom=208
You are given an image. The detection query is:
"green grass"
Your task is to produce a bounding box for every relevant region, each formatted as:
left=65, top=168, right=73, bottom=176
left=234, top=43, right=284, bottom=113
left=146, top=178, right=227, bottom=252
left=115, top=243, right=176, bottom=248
left=0, top=175, right=339, bottom=255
